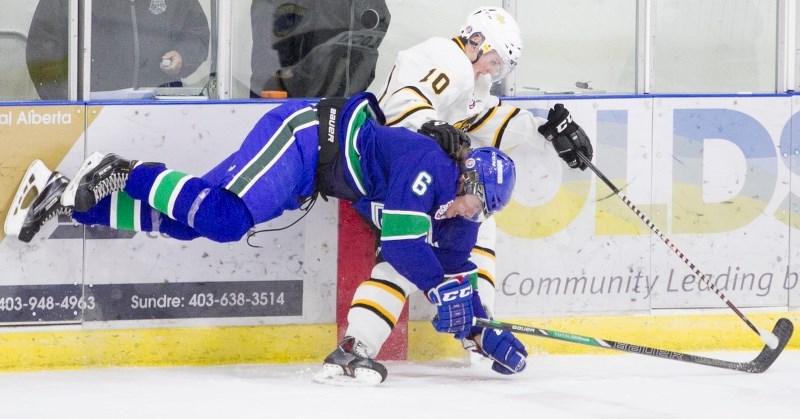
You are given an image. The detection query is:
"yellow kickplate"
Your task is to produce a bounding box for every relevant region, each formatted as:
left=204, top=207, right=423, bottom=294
left=0, top=324, right=336, bottom=372
left=408, top=312, right=800, bottom=361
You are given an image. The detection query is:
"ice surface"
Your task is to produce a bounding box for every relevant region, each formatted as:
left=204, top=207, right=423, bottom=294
left=1, top=351, right=798, bottom=419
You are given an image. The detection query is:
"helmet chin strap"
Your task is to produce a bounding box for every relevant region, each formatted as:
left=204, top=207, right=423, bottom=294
left=466, top=34, right=485, bottom=64
left=468, top=40, right=483, bottom=64
left=470, top=50, right=483, bottom=64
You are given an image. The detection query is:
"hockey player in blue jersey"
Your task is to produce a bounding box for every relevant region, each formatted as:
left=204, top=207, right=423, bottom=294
left=5, top=92, right=526, bottom=385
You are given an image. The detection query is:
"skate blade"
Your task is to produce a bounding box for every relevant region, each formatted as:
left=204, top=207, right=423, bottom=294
left=466, top=349, right=493, bottom=367
left=312, top=364, right=383, bottom=387
left=61, top=151, right=105, bottom=207
left=4, top=160, right=52, bottom=236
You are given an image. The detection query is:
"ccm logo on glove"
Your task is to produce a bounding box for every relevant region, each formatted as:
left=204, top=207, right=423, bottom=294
left=441, top=287, right=472, bottom=302
left=427, top=277, right=474, bottom=340
left=537, top=103, right=594, bottom=171
left=555, top=114, right=573, bottom=134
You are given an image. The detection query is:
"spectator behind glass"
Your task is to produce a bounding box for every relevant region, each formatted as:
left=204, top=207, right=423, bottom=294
left=250, top=0, right=390, bottom=98
left=26, top=0, right=210, bottom=100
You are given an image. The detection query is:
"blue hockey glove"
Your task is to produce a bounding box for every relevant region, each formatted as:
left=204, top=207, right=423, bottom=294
left=469, top=328, right=528, bottom=375
left=426, top=277, right=474, bottom=340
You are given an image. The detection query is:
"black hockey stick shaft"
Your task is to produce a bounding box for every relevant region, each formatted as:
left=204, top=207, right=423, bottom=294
left=576, top=152, right=779, bottom=348
left=475, top=317, right=793, bottom=373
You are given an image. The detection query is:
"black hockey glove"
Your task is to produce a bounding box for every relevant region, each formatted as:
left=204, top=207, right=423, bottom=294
left=537, top=103, right=594, bottom=170
left=418, top=120, right=471, bottom=160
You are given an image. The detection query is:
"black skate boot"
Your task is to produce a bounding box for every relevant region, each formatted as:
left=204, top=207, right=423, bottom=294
left=61, top=152, right=137, bottom=212
left=312, top=337, right=388, bottom=386
left=18, top=173, right=72, bottom=243
left=5, top=160, right=73, bottom=243
left=4, top=160, right=73, bottom=243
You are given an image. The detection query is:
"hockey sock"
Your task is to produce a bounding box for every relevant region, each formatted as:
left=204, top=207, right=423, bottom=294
left=72, top=193, right=150, bottom=230
left=71, top=192, right=203, bottom=240
left=124, top=163, right=254, bottom=243
left=344, top=262, right=413, bottom=356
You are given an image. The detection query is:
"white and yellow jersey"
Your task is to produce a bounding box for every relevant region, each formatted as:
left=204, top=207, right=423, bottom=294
left=376, top=36, right=546, bottom=152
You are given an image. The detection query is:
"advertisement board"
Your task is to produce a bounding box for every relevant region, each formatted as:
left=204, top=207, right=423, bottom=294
left=0, top=102, right=338, bottom=327
left=0, top=104, right=85, bottom=323
left=2, top=96, right=798, bottom=330
left=492, top=95, right=798, bottom=318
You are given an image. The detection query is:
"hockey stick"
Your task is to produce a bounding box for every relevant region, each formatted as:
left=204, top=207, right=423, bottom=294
left=576, top=151, right=781, bottom=349
left=475, top=317, right=793, bottom=373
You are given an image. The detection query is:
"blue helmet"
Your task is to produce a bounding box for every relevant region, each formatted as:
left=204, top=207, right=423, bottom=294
left=462, top=147, right=516, bottom=221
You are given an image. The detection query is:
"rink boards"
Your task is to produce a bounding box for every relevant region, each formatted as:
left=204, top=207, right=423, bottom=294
left=0, top=95, right=799, bottom=370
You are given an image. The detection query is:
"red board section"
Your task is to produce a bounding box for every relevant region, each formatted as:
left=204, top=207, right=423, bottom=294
left=337, top=201, right=407, bottom=360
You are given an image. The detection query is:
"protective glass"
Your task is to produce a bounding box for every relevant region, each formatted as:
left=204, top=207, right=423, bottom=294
left=488, top=57, right=516, bottom=83
left=473, top=34, right=518, bottom=82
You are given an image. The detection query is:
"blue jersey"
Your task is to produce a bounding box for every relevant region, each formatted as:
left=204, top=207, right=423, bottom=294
left=203, top=101, right=319, bottom=223
left=205, top=93, right=478, bottom=291
left=337, top=94, right=479, bottom=291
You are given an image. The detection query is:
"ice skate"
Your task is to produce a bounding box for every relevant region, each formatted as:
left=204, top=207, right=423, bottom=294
left=61, top=152, right=136, bottom=212
left=462, top=335, right=494, bottom=367
left=4, top=160, right=73, bottom=243
left=312, top=337, right=388, bottom=386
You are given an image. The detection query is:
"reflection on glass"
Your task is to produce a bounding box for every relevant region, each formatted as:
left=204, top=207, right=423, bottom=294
left=516, top=0, right=636, bottom=95
left=249, top=0, right=391, bottom=98
left=652, top=0, right=776, bottom=93
left=25, top=0, right=70, bottom=100
left=25, top=0, right=210, bottom=100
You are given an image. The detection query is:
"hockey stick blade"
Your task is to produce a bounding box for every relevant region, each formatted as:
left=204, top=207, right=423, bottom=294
left=745, top=318, right=794, bottom=373
left=475, top=317, right=793, bottom=374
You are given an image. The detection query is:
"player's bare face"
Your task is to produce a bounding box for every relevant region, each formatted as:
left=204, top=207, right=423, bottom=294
left=446, top=194, right=484, bottom=220
left=473, top=51, right=503, bottom=81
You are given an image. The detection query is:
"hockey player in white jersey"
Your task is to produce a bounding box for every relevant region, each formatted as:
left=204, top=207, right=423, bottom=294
left=374, top=6, right=593, bottom=346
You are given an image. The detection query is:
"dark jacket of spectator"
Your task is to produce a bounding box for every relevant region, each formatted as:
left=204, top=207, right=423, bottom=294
left=250, top=0, right=390, bottom=98
left=26, top=0, right=210, bottom=99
